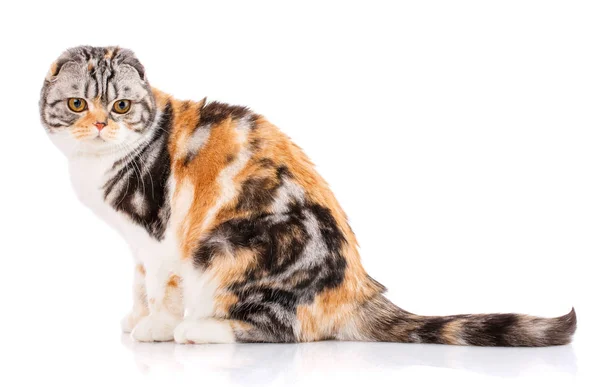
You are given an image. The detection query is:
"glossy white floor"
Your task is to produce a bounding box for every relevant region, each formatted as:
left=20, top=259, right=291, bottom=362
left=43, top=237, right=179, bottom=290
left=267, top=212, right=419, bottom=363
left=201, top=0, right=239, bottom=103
left=119, top=337, right=584, bottom=385
left=4, top=309, right=595, bottom=387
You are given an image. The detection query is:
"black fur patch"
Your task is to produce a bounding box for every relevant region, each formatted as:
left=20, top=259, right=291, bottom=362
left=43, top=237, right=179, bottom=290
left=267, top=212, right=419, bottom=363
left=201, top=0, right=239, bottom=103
left=235, top=166, right=290, bottom=212
left=199, top=101, right=255, bottom=127
left=416, top=317, right=454, bottom=344
left=463, top=314, right=518, bottom=346
left=103, top=102, right=173, bottom=240
left=225, top=154, right=236, bottom=164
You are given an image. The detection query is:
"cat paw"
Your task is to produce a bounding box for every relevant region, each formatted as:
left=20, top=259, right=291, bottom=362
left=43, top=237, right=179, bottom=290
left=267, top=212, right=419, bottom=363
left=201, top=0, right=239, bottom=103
left=131, top=313, right=180, bottom=342
left=174, top=318, right=235, bottom=344
left=121, top=310, right=148, bottom=333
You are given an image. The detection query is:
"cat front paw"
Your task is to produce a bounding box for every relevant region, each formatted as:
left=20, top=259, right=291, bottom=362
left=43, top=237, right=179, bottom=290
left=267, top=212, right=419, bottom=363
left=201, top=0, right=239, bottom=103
left=131, top=313, right=181, bottom=342
left=121, top=310, right=148, bottom=333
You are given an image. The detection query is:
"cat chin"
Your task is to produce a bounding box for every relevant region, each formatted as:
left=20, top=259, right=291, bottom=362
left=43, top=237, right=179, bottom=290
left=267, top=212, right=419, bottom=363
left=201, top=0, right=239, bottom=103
left=78, top=142, right=127, bottom=156
left=49, top=133, right=131, bottom=158
left=49, top=128, right=143, bottom=158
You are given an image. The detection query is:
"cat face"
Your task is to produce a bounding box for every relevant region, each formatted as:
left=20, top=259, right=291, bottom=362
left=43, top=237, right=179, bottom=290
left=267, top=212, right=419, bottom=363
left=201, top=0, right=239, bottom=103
left=40, top=46, right=156, bottom=155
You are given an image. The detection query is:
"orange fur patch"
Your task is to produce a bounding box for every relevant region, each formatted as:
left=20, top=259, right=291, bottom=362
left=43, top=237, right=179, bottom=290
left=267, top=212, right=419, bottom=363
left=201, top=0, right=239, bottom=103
left=442, top=319, right=465, bottom=345
left=174, top=118, right=243, bottom=259
left=167, top=274, right=181, bottom=288
left=169, top=98, right=206, bottom=162
left=47, top=62, right=58, bottom=80
left=211, top=248, right=258, bottom=285
left=213, top=292, right=239, bottom=318
left=104, top=48, right=115, bottom=60
left=164, top=276, right=184, bottom=317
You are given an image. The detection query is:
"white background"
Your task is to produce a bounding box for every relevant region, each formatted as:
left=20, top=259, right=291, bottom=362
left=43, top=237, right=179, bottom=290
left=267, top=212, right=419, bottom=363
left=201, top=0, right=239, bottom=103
left=0, top=1, right=598, bottom=386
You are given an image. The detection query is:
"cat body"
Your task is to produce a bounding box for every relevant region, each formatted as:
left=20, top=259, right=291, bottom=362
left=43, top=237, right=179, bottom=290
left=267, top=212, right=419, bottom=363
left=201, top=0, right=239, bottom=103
left=40, top=46, right=576, bottom=345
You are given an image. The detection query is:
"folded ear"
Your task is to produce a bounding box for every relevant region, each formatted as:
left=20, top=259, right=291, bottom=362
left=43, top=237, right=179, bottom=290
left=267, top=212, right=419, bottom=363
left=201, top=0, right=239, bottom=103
left=45, top=59, right=80, bottom=82
left=115, top=48, right=147, bottom=81
left=45, top=61, right=59, bottom=81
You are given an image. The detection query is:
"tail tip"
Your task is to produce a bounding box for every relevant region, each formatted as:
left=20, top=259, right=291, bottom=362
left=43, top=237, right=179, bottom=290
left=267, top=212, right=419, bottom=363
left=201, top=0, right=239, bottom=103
left=555, top=307, right=577, bottom=345
left=566, top=306, right=577, bottom=331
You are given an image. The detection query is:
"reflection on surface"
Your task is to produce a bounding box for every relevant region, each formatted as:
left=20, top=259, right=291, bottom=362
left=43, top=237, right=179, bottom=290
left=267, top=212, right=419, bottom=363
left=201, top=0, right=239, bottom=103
left=121, top=334, right=576, bottom=381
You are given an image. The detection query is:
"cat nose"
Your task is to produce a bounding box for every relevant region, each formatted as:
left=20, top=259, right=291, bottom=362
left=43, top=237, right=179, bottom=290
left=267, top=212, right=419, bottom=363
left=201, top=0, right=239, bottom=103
left=94, top=122, right=107, bottom=131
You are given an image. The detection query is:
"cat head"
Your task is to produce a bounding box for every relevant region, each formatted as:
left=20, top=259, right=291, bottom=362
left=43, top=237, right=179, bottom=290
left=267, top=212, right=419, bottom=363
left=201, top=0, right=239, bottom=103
left=40, top=46, right=157, bottom=156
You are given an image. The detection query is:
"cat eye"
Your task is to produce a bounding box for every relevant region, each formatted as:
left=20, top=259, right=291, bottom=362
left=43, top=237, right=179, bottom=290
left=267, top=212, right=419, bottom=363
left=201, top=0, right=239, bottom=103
left=67, top=98, right=87, bottom=112
left=112, top=99, right=131, bottom=114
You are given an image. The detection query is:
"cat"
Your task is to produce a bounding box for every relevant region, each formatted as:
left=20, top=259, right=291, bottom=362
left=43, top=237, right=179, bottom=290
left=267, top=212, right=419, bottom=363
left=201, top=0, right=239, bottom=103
left=39, top=46, right=576, bottom=345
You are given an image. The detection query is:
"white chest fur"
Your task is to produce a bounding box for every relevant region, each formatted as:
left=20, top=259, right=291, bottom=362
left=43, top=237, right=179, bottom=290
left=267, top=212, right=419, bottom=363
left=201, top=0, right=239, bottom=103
left=68, top=154, right=179, bottom=270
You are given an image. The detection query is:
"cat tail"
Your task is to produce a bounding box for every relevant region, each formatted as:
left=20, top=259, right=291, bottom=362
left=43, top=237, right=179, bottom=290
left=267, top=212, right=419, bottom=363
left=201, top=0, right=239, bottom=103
left=343, top=294, right=576, bottom=346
